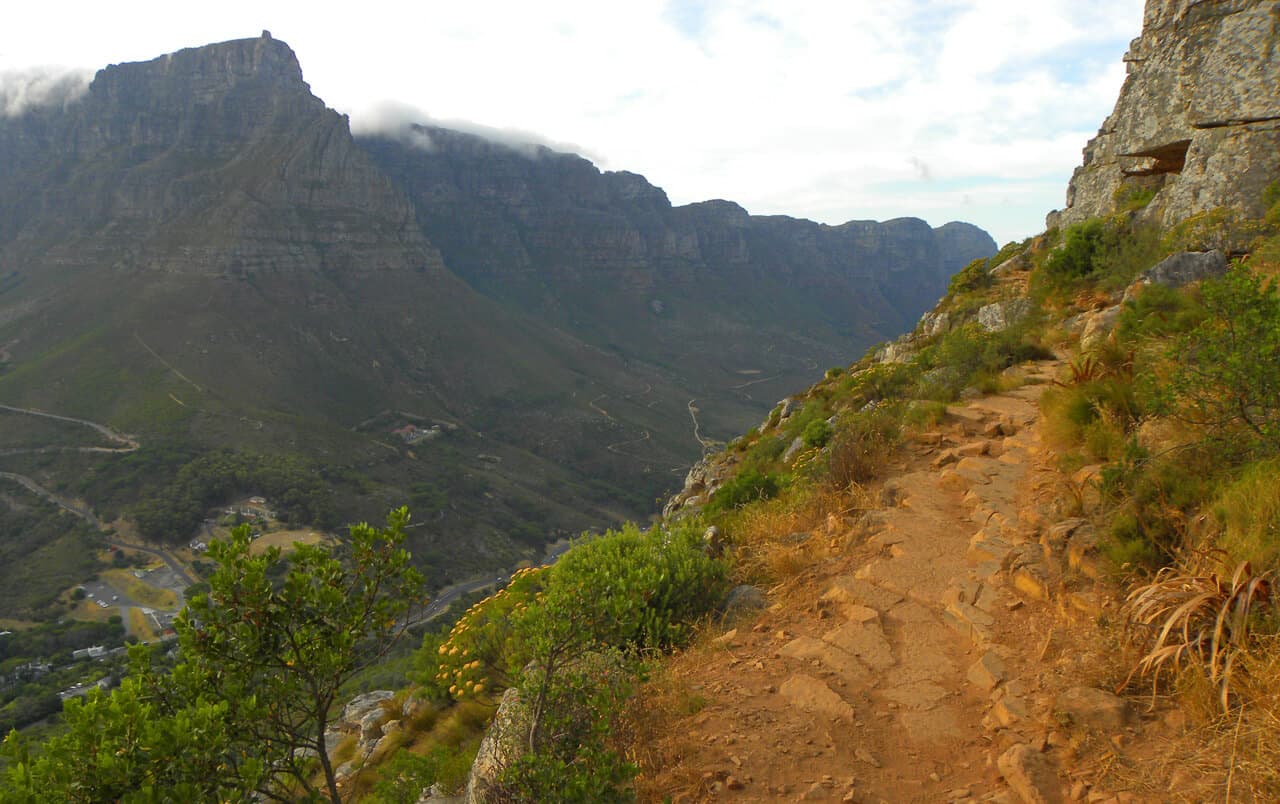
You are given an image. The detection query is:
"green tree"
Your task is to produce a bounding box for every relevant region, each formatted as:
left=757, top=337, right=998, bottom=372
left=2, top=508, right=426, bottom=803
left=1, top=649, right=261, bottom=803
left=181, top=506, right=425, bottom=801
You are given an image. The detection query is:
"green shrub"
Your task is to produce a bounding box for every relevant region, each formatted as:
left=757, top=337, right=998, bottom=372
left=802, top=418, right=833, bottom=449
left=1156, top=266, right=1280, bottom=450
left=1212, top=458, right=1280, bottom=570
left=1037, top=217, right=1168, bottom=298
left=948, top=257, right=994, bottom=296
left=369, top=744, right=478, bottom=803
left=1044, top=220, right=1107, bottom=282
left=1117, top=282, right=1207, bottom=343
left=496, top=651, right=637, bottom=803
left=826, top=408, right=901, bottom=489
left=1113, top=183, right=1157, bottom=212
left=707, top=468, right=785, bottom=512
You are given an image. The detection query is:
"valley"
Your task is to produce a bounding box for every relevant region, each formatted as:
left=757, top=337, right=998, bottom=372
left=0, top=32, right=991, bottom=631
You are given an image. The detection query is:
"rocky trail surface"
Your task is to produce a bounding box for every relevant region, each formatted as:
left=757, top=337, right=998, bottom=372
left=641, top=362, right=1210, bottom=803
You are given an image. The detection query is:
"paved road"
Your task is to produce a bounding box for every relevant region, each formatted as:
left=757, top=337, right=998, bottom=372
left=0, top=471, right=195, bottom=590
left=0, top=403, right=139, bottom=450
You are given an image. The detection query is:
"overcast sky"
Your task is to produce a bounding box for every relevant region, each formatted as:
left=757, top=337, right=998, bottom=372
left=1, top=1, right=1145, bottom=245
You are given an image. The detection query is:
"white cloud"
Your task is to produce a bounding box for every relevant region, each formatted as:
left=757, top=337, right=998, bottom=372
left=0, top=67, right=92, bottom=117
left=0, top=0, right=1145, bottom=243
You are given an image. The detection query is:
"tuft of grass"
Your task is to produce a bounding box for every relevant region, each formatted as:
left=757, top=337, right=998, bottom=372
left=1212, top=459, right=1280, bottom=570
left=825, top=409, right=900, bottom=492
left=720, top=484, right=846, bottom=584
left=1124, top=558, right=1276, bottom=710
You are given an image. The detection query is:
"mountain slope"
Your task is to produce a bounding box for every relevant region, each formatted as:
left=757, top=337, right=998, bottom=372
left=0, top=33, right=993, bottom=604
left=361, top=127, right=995, bottom=409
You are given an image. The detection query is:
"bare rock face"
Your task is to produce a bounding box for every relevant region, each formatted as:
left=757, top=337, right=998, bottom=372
left=1048, top=0, right=1280, bottom=231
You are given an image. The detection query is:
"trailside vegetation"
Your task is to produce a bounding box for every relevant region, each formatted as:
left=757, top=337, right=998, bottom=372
left=2, top=508, right=424, bottom=803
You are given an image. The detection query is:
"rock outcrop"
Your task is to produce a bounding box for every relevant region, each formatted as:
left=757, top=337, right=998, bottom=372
left=1048, top=0, right=1280, bottom=230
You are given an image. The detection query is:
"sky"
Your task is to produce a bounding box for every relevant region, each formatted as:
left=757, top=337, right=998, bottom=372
left=0, top=0, right=1145, bottom=245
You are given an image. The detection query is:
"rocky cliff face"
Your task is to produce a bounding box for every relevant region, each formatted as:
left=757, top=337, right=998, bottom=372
left=0, top=31, right=442, bottom=279
left=360, top=127, right=995, bottom=397
left=1048, top=0, right=1280, bottom=230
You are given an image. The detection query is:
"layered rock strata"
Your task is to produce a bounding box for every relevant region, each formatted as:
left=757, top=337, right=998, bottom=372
left=1048, top=0, right=1280, bottom=230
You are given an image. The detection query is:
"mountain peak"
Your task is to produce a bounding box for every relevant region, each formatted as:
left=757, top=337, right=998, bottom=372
left=89, top=33, right=310, bottom=103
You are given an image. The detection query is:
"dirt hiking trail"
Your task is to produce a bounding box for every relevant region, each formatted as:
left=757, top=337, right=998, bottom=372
left=639, top=360, right=1218, bottom=804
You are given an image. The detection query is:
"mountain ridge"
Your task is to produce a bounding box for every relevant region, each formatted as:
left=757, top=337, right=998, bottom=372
left=0, top=33, right=993, bottom=612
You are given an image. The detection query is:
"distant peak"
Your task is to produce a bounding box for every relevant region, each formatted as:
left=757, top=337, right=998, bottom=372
left=91, top=34, right=308, bottom=96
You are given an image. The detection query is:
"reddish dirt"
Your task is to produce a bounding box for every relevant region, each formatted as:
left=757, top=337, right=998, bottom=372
left=635, top=361, right=1236, bottom=803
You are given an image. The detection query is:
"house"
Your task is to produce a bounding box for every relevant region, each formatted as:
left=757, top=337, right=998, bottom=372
left=72, top=645, right=107, bottom=660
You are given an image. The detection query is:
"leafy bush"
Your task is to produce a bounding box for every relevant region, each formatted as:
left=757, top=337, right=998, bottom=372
left=1212, top=458, right=1280, bottom=570
left=826, top=408, right=900, bottom=489
left=421, top=522, right=726, bottom=705
left=1037, top=217, right=1167, bottom=297
left=915, top=323, right=1051, bottom=402
left=369, top=745, right=478, bottom=803
left=1113, top=182, right=1157, bottom=212
left=418, top=522, right=725, bottom=799
left=1155, top=266, right=1280, bottom=450
left=802, top=418, right=833, bottom=449
left=947, top=257, right=994, bottom=296
left=1044, top=220, right=1107, bottom=282
left=496, top=651, right=637, bottom=803
left=707, top=467, right=785, bottom=512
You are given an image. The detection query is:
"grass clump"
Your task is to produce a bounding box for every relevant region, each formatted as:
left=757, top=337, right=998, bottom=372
left=1211, top=459, right=1280, bottom=570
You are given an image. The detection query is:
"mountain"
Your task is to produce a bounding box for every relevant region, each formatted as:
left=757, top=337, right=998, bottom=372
left=0, top=32, right=993, bottom=606
left=361, top=126, right=994, bottom=398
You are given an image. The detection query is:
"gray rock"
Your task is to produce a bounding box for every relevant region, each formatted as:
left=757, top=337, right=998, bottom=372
left=359, top=708, right=387, bottom=742
left=703, top=525, right=726, bottom=558
left=1141, top=250, right=1228, bottom=289
left=1080, top=305, right=1122, bottom=351
left=782, top=436, right=806, bottom=464
left=990, top=253, right=1029, bottom=277
left=418, top=782, right=465, bottom=804
left=1048, top=2, right=1280, bottom=233
left=978, top=298, right=1031, bottom=333
left=464, top=687, right=529, bottom=804
left=877, top=340, right=914, bottom=364
left=721, top=584, right=767, bottom=618
left=340, top=690, right=394, bottom=730
left=919, top=310, right=950, bottom=337
left=1055, top=686, right=1134, bottom=732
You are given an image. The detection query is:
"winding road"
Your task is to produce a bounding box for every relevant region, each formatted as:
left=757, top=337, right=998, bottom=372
left=0, top=405, right=194, bottom=589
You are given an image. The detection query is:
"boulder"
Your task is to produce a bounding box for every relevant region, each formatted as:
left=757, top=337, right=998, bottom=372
left=720, top=584, right=767, bottom=619
left=919, top=310, right=950, bottom=337
left=1055, top=687, right=1134, bottom=732
left=464, top=687, right=529, bottom=804
left=339, top=690, right=394, bottom=732
left=782, top=436, right=806, bottom=464
left=1080, top=305, right=1122, bottom=351
left=978, top=298, right=1032, bottom=333
left=877, top=339, right=913, bottom=364
left=997, top=744, right=1065, bottom=804
left=1141, top=250, right=1228, bottom=289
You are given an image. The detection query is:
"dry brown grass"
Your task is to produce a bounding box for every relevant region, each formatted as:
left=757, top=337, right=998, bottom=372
left=720, top=484, right=871, bottom=587
left=628, top=647, right=725, bottom=802
left=1124, top=557, right=1275, bottom=711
